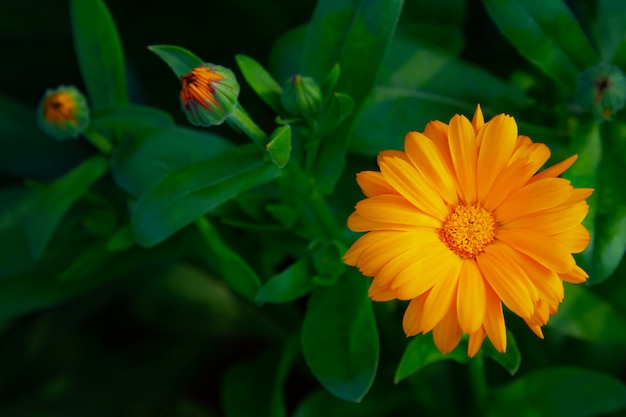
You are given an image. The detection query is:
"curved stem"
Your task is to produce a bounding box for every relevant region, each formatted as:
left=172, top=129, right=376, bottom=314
left=227, top=104, right=267, bottom=149
left=83, top=127, right=112, bottom=155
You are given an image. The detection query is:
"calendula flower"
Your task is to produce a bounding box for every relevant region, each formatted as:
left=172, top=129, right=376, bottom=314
left=180, top=63, right=239, bottom=126
left=37, top=85, right=89, bottom=140
left=344, top=105, right=592, bottom=356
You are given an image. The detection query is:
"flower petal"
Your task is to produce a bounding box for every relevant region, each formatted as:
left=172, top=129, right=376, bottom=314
left=553, top=224, right=591, bottom=253
left=559, top=265, right=589, bottom=284
left=472, top=104, right=485, bottom=134
left=448, top=114, right=478, bottom=202
left=432, top=302, right=463, bottom=354
left=402, top=292, right=429, bottom=336
left=405, top=132, right=458, bottom=204
left=421, top=262, right=462, bottom=332
left=482, top=157, right=535, bottom=211
left=354, top=194, right=442, bottom=229
left=393, top=245, right=463, bottom=300
left=501, top=201, right=589, bottom=235
left=476, top=114, right=517, bottom=202
left=456, top=260, right=486, bottom=334
left=356, top=171, right=397, bottom=197
left=531, top=154, right=578, bottom=182
left=368, top=280, right=397, bottom=301
left=468, top=326, right=486, bottom=357
left=497, top=228, right=575, bottom=273
left=379, top=155, right=449, bottom=220
left=495, top=178, right=573, bottom=223
left=483, top=282, right=507, bottom=352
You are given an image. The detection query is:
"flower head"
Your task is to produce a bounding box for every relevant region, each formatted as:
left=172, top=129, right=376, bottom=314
left=180, top=63, right=239, bottom=126
left=575, top=62, right=626, bottom=121
left=280, top=74, right=322, bottom=120
left=37, top=85, right=89, bottom=140
left=344, top=105, right=593, bottom=356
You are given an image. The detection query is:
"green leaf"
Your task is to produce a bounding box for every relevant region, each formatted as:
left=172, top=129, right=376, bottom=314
left=589, top=0, right=626, bottom=65
left=482, top=0, right=599, bottom=88
left=111, top=125, right=233, bottom=197
left=194, top=217, right=261, bottom=302
left=301, top=270, right=379, bottom=402
left=487, top=367, right=626, bottom=417
left=25, top=155, right=108, bottom=259
left=301, top=0, right=404, bottom=193
left=394, top=333, right=468, bottom=383
left=269, top=25, right=308, bottom=84
left=350, top=36, right=527, bottom=156
left=148, top=44, right=203, bottom=78
left=236, top=54, right=283, bottom=112
left=482, top=330, right=521, bottom=375
left=266, top=125, right=292, bottom=168
left=59, top=241, right=114, bottom=282
left=131, top=144, right=281, bottom=247
left=256, top=257, right=315, bottom=304
left=548, top=284, right=626, bottom=345
left=92, top=104, right=174, bottom=130
left=317, top=93, right=355, bottom=137
left=70, top=0, right=128, bottom=111
left=106, top=225, right=135, bottom=252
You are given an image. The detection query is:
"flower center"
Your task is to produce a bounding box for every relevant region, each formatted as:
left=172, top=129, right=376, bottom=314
left=43, top=93, right=76, bottom=124
left=438, top=202, right=498, bottom=259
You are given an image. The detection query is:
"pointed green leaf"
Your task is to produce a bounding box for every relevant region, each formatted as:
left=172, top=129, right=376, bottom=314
left=131, top=144, right=281, bottom=247
left=256, top=257, right=315, bottom=304
left=394, top=333, right=468, bottom=383
left=589, top=0, right=626, bottom=65
left=111, top=125, right=233, bottom=197
left=301, top=0, right=404, bottom=193
left=301, top=269, right=379, bottom=402
left=195, top=217, right=261, bottom=301
left=59, top=241, right=114, bottom=282
left=70, top=0, right=128, bottom=110
left=148, top=44, right=203, bottom=78
left=266, top=125, right=292, bottom=168
left=488, top=367, right=626, bottom=417
left=482, top=330, right=521, bottom=375
left=317, top=93, right=354, bottom=137
left=236, top=54, right=283, bottom=112
left=548, top=284, right=626, bottom=345
left=92, top=104, right=174, bottom=130
left=482, top=0, right=599, bottom=88
left=26, top=155, right=108, bottom=259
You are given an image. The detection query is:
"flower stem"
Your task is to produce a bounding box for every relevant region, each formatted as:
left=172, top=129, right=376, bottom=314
left=83, top=127, right=112, bottom=155
left=227, top=103, right=267, bottom=149
left=469, top=353, right=488, bottom=415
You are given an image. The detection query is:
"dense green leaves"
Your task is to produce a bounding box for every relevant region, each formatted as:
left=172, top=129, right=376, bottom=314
left=25, top=155, right=108, bottom=259
left=70, top=0, right=128, bottom=111
left=482, top=0, right=599, bottom=89
left=301, top=270, right=379, bottom=402
left=256, top=257, right=315, bottom=304
left=131, top=145, right=281, bottom=247
left=301, top=0, right=404, bottom=193
left=148, top=45, right=203, bottom=78
left=488, top=367, right=626, bottom=416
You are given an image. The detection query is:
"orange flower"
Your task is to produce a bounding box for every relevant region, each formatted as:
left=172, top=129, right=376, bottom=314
left=344, top=105, right=593, bottom=356
left=38, top=85, right=89, bottom=140
left=180, top=64, right=239, bottom=126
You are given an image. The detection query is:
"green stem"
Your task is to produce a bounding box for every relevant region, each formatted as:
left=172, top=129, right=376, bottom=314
left=83, top=127, right=112, bottom=155
left=469, top=353, right=488, bottom=415
left=304, top=136, right=321, bottom=174
left=227, top=103, right=267, bottom=148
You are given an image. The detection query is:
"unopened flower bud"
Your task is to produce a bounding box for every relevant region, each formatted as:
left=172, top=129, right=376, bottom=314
left=575, top=62, right=626, bottom=121
left=180, top=63, right=239, bottom=126
left=37, top=85, right=90, bottom=140
left=280, top=75, right=322, bottom=120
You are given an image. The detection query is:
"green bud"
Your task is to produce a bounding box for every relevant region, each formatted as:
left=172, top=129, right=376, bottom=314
left=37, top=85, right=90, bottom=140
left=575, top=62, right=626, bottom=121
left=280, top=75, right=322, bottom=120
left=180, top=63, right=240, bottom=126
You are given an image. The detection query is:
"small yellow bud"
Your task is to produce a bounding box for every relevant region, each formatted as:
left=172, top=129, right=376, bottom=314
left=37, top=85, right=90, bottom=140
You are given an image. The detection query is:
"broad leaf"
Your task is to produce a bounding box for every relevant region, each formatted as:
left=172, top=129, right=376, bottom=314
left=589, top=0, right=626, bottom=65
left=131, top=144, right=281, bottom=247
left=488, top=367, right=626, bottom=417
left=92, top=104, right=174, bottom=130
left=111, top=125, right=233, bottom=197
left=236, top=54, right=283, bottom=112
left=482, top=330, right=521, bottom=375
left=266, top=125, right=292, bottom=168
left=26, top=155, right=108, bottom=259
left=148, top=44, right=203, bottom=78
left=548, top=284, right=626, bottom=345
left=256, top=257, right=315, bottom=304
left=71, top=0, right=128, bottom=111
left=301, top=270, right=379, bottom=402
left=394, top=333, right=468, bottom=383
left=482, top=0, right=599, bottom=88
